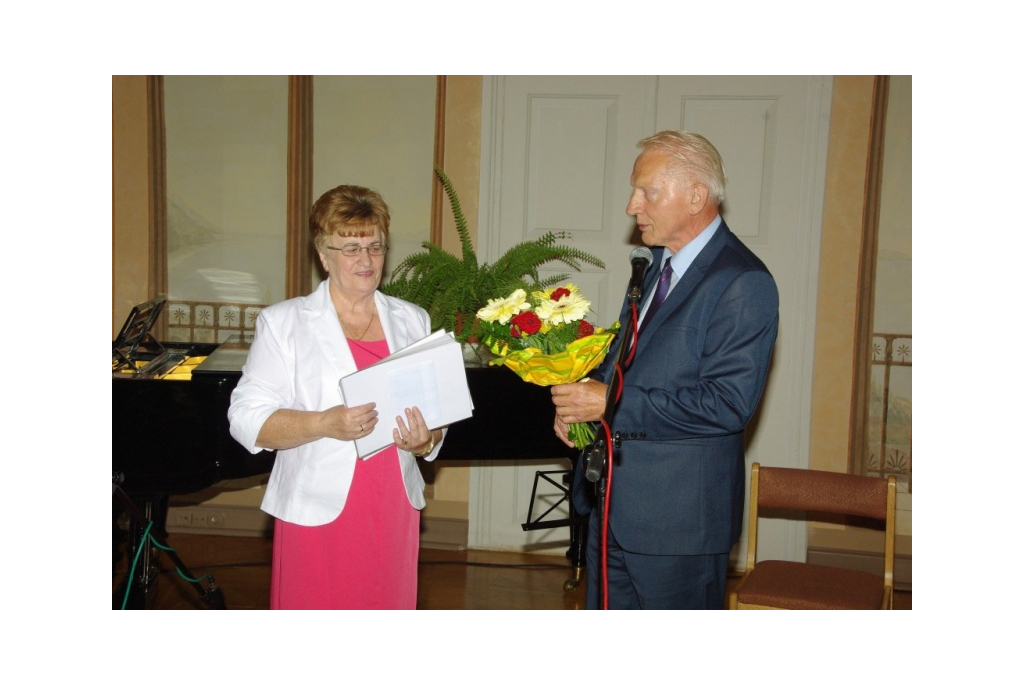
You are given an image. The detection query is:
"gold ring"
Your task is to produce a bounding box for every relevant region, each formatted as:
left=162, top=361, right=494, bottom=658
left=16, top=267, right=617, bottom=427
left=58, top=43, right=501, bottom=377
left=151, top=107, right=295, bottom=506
left=359, top=424, right=363, bottom=432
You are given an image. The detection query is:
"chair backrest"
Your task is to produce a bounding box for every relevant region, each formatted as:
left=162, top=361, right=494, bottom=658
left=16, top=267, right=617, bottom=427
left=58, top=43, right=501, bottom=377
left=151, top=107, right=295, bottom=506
left=744, top=462, right=897, bottom=586
left=757, top=465, right=890, bottom=518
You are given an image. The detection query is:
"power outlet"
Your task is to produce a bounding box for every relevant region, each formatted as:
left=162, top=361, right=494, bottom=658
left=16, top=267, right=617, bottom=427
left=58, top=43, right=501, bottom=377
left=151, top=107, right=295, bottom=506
left=172, top=511, right=192, bottom=527
left=166, top=503, right=274, bottom=536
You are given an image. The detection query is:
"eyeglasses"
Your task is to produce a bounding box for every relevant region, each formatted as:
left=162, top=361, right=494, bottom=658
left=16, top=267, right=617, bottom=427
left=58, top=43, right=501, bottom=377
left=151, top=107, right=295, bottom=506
left=326, top=243, right=388, bottom=257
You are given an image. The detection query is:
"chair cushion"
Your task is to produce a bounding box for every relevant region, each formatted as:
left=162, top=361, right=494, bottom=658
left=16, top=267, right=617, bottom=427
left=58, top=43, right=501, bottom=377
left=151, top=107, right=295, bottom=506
left=736, top=560, right=884, bottom=610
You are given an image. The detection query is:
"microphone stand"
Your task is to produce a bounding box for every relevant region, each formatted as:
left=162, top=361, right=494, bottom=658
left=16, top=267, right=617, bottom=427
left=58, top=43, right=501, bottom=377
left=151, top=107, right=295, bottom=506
left=581, top=285, right=642, bottom=609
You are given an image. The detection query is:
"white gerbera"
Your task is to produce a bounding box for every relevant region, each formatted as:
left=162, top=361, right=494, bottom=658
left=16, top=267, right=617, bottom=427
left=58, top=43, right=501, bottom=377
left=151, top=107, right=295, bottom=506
left=477, top=288, right=531, bottom=324
left=534, top=291, right=590, bottom=325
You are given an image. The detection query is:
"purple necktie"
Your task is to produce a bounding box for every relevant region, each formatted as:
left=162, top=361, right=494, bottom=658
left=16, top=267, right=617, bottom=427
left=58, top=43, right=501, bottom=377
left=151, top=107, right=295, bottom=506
left=638, top=260, right=673, bottom=337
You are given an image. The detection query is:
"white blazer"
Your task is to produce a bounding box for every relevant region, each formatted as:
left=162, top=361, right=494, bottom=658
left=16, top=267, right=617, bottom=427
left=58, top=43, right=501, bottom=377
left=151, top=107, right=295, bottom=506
left=228, top=280, right=443, bottom=526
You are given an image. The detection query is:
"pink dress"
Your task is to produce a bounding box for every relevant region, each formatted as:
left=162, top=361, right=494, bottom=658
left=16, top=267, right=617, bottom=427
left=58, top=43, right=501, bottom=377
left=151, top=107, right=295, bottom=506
left=269, top=338, right=421, bottom=609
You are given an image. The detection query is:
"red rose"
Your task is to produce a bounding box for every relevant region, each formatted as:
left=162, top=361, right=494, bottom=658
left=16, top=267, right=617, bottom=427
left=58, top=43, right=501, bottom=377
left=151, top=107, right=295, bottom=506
left=510, top=311, right=542, bottom=338
left=576, top=320, right=595, bottom=338
left=550, top=287, right=572, bottom=301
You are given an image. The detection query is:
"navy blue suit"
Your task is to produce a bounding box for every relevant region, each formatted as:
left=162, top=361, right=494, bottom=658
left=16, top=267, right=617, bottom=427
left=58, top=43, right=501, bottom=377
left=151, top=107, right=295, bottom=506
left=573, top=221, right=778, bottom=604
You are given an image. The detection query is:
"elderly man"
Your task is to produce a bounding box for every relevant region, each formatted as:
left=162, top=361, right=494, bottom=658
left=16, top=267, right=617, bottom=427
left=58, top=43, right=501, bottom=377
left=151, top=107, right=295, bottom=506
left=551, top=131, right=779, bottom=609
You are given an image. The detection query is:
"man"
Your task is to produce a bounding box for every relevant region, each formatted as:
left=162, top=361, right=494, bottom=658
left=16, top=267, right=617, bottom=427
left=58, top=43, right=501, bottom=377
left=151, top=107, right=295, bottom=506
left=551, top=131, right=778, bottom=609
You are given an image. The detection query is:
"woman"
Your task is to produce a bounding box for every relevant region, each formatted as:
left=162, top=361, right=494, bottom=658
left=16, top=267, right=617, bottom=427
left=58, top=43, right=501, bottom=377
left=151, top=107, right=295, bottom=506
left=228, top=184, right=444, bottom=609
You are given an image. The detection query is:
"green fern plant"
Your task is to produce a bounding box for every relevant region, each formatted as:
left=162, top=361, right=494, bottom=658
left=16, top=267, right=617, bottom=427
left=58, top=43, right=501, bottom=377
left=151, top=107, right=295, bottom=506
left=383, top=166, right=605, bottom=342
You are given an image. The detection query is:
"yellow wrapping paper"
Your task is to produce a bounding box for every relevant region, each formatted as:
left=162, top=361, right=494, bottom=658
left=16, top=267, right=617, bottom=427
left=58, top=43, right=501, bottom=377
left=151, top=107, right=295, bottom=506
left=487, top=326, right=619, bottom=385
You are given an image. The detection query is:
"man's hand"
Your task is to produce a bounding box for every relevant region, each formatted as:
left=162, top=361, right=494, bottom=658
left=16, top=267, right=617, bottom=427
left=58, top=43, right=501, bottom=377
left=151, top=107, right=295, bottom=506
left=551, top=380, right=608, bottom=446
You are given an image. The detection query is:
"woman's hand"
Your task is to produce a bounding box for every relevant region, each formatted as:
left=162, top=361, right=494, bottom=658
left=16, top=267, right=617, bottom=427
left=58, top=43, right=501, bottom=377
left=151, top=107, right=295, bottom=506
left=393, top=406, right=437, bottom=456
left=321, top=402, right=378, bottom=442
left=254, top=402, right=377, bottom=451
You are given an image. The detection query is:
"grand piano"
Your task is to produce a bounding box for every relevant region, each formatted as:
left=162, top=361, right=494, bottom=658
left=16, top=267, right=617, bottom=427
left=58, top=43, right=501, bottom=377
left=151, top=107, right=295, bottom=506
left=113, top=298, right=584, bottom=608
left=113, top=299, right=278, bottom=608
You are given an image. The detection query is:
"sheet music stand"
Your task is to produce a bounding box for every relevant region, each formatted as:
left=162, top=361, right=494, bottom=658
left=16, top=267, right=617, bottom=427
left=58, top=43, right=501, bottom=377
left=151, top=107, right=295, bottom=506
left=112, top=297, right=187, bottom=377
left=113, top=297, right=165, bottom=368
left=521, top=467, right=587, bottom=591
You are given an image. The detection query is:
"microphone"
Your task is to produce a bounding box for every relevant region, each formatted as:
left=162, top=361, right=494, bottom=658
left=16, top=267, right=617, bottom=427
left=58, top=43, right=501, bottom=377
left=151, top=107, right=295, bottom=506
left=627, top=247, right=654, bottom=303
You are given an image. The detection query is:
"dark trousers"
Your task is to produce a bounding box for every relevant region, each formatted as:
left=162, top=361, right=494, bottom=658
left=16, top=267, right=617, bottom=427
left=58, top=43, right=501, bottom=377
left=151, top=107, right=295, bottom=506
left=586, top=511, right=729, bottom=609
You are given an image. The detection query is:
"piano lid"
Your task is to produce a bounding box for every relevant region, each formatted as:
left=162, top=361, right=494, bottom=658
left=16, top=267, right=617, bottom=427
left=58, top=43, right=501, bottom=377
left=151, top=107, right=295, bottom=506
left=192, top=335, right=253, bottom=376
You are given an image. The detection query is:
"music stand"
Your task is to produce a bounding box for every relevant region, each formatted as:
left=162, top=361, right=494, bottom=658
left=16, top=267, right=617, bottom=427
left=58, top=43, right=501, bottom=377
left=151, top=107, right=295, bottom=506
left=112, top=297, right=166, bottom=370
left=113, top=297, right=190, bottom=378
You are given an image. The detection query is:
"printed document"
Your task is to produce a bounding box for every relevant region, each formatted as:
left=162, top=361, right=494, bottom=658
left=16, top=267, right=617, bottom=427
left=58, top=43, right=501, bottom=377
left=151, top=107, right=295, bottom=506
left=338, top=330, right=474, bottom=458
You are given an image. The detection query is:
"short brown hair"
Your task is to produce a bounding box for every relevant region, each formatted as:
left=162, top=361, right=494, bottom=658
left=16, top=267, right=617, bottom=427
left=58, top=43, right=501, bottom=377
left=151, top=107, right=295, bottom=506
left=309, top=185, right=391, bottom=252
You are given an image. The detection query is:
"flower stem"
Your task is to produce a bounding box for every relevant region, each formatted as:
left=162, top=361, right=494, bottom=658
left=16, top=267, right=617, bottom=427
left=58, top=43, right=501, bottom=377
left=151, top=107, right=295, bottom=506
left=567, top=422, right=596, bottom=450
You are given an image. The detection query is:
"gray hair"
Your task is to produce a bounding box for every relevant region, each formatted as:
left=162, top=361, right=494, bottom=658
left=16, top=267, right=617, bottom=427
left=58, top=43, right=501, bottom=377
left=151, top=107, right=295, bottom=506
left=637, top=130, right=726, bottom=205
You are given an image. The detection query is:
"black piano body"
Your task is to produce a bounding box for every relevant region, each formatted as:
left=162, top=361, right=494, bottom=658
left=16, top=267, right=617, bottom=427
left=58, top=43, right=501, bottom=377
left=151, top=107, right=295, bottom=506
left=437, top=366, right=577, bottom=462
left=114, top=340, right=575, bottom=494
left=113, top=341, right=275, bottom=498
left=112, top=297, right=276, bottom=498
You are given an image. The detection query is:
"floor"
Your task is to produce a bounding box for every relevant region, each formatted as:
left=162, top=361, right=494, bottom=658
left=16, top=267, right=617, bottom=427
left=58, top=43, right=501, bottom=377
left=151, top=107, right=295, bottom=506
left=113, top=532, right=910, bottom=610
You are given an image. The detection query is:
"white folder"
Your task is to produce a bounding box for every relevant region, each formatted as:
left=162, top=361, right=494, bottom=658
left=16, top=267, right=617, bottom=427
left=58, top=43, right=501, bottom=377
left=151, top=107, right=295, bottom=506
left=338, top=330, right=474, bottom=458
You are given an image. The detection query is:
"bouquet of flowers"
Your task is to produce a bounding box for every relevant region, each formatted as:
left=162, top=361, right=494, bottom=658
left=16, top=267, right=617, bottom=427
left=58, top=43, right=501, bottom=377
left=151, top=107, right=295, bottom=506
left=476, top=284, right=619, bottom=449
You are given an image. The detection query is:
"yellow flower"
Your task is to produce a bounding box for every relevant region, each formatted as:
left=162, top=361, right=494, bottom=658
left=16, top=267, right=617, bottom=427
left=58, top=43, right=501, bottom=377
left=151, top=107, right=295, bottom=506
left=534, top=290, right=590, bottom=325
left=477, top=288, right=531, bottom=324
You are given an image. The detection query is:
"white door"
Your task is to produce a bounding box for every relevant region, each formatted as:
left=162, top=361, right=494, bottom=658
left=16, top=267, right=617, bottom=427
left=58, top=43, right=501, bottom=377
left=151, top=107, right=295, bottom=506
left=472, top=76, right=832, bottom=566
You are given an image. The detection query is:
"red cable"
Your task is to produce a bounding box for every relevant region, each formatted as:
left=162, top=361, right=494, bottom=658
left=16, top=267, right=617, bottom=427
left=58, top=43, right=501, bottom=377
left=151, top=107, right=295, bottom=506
left=598, top=307, right=633, bottom=609
left=599, top=418, right=614, bottom=610
left=625, top=305, right=639, bottom=366
left=598, top=367, right=623, bottom=610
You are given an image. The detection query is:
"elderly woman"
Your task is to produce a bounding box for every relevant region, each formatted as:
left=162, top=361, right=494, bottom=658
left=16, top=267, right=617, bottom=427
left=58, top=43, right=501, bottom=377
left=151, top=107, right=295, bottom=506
left=229, top=184, right=443, bottom=609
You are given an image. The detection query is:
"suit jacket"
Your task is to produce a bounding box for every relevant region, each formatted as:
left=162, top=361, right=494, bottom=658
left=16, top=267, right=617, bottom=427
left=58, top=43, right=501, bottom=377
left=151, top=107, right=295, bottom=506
left=572, top=222, right=778, bottom=555
left=228, top=280, right=442, bottom=526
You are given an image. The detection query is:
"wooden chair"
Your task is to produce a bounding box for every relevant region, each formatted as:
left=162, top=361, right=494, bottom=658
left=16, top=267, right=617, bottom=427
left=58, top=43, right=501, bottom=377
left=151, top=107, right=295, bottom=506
left=729, top=462, right=897, bottom=610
